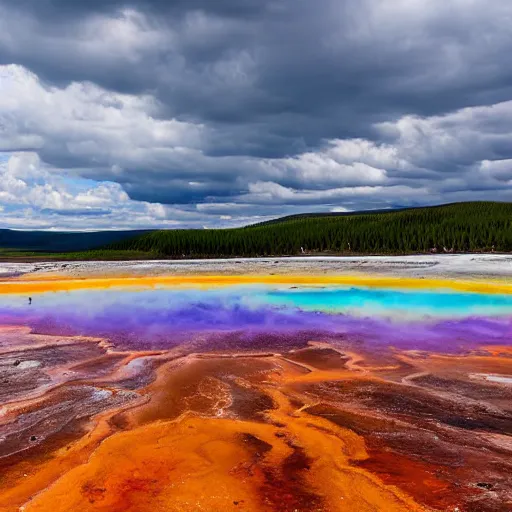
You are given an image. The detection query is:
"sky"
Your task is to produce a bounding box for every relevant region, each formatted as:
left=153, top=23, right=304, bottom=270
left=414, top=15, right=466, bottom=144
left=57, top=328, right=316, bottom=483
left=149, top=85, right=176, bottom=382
left=0, top=0, right=512, bottom=230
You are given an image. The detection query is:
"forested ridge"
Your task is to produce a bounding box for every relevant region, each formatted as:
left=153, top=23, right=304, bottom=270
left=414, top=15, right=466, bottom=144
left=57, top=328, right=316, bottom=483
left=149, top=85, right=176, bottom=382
left=107, top=202, right=512, bottom=257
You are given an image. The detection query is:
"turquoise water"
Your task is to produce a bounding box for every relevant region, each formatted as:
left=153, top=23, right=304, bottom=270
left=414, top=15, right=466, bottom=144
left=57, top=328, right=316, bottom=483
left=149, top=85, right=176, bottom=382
left=254, top=286, right=512, bottom=318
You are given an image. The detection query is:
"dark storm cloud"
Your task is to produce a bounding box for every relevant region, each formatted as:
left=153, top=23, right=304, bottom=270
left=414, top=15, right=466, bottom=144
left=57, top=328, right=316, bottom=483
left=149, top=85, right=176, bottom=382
left=0, top=0, right=512, bottom=228
left=4, top=1, right=512, bottom=145
left=9, top=0, right=270, bottom=18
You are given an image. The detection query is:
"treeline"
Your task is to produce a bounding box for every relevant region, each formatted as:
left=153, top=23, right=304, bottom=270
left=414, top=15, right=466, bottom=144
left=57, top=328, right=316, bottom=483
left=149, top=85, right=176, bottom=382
left=107, top=202, right=512, bottom=257
left=0, top=229, right=149, bottom=252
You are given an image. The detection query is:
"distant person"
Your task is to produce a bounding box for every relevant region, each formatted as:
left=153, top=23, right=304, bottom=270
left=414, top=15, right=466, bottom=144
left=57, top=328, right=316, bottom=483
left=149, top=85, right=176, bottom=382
left=28, top=297, right=32, bottom=305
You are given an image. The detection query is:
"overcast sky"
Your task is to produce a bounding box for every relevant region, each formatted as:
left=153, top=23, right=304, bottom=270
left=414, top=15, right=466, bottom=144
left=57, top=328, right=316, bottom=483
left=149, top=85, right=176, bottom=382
left=1, top=0, right=512, bottom=230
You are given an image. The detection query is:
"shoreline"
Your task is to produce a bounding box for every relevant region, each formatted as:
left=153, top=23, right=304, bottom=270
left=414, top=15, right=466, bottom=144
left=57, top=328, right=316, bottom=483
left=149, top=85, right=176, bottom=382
left=1, top=254, right=511, bottom=288
left=0, top=250, right=509, bottom=262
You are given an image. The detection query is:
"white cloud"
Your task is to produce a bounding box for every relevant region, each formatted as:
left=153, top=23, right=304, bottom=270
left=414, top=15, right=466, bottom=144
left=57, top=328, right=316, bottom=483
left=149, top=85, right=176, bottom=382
left=244, top=181, right=429, bottom=204
left=0, top=152, right=192, bottom=230
left=81, top=9, right=171, bottom=62
left=0, top=64, right=205, bottom=170
left=1, top=59, right=512, bottom=229
left=376, top=101, right=512, bottom=169
left=479, top=159, right=512, bottom=183
left=259, top=140, right=389, bottom=187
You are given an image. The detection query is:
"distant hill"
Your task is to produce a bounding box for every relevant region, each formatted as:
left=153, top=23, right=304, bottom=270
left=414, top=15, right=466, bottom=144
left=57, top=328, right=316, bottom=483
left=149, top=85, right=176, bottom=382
left=249, top=207, right=407, bottom=227
left=0, top=229, right=149, bottom=253
left=107, top=201, right=512, bottom=258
